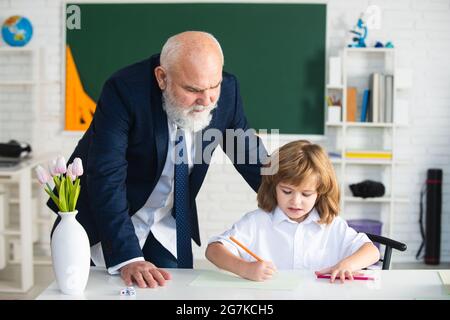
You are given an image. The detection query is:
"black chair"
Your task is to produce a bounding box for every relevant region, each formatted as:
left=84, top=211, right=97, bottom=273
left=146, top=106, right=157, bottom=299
left=365, top=233, right=407, bottom=270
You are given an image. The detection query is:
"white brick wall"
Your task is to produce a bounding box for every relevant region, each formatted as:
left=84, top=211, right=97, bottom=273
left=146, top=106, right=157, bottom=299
left=0, top=0, right=449, bottom=263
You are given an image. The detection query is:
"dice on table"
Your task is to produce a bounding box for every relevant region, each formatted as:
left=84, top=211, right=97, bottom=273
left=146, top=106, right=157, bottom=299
left=120, top=286, right=136, bottom=296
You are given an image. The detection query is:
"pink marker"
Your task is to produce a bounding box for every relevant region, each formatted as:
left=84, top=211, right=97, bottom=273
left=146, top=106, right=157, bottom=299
left=316, top=273, right=375, bottom=281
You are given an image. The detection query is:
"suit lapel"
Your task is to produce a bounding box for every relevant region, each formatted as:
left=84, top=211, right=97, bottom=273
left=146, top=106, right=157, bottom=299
left=149, top=57, right=168, bottom=188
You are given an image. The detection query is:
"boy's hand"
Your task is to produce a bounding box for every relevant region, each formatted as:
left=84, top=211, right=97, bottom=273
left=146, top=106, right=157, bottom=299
left=239, top=261, right=277, bottom=282
left=316, top=261, right=362, bottom=283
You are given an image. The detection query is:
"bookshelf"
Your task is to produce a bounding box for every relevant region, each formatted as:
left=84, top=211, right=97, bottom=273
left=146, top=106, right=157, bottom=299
left=0, top=47, right=57, bottom=292
left=0, top=47, right=40, bottom=145
left=325, top=47, right=410, bottom=239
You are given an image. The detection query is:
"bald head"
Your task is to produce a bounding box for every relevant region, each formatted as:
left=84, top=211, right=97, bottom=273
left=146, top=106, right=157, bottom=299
left=154, top=31, right=223, bottom=110
left=154, top=32, right=223, bottom=131
left=160, top=31, right=224, bottom=73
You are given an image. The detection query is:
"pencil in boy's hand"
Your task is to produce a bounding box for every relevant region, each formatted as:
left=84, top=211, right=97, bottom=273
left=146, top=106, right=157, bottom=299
left=229, top=236, right=264, bottom=262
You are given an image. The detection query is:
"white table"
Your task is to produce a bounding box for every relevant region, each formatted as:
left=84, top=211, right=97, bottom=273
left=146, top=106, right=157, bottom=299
left=36, top=267, right=450, bottom=300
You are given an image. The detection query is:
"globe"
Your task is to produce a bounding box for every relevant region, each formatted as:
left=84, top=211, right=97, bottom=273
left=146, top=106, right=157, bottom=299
left=1, top=15, right=33, bottom=47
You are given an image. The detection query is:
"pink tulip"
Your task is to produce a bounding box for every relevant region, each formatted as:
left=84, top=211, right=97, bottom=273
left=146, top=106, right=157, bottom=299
left=72, top=157, right=84, bottom=176
left=48, top=159, right=58, bottom=176
left=67, top=164, right=76, bottom=181
left=35, top=165, right=51, bottom=185
left=55, top=156, right=67, bottom=174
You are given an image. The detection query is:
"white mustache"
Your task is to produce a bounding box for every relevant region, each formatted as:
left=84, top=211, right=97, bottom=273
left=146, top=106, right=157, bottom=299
left=162, top=91, right=218, bottom=132
left=188, top=104, right=214, bottom=113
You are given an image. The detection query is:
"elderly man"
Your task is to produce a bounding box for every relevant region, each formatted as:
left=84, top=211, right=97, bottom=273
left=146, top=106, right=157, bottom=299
left=48, top=31, right=267, bottom=288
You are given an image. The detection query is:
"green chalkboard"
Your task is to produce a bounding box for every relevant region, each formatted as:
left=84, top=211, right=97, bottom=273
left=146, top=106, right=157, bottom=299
left=66, top=3, right=326, bottom=134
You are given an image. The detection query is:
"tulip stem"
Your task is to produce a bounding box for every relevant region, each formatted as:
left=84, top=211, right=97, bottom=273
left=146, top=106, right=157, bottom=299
left=45, top=182, right=53, bottom=193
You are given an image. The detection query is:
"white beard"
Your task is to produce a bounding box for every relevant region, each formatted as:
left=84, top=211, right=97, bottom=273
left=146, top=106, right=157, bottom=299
left=162, top=91, right=217, bottom=132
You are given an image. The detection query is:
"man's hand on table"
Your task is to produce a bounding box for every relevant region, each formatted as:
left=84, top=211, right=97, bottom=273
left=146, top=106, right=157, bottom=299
left=120, top=261, right=171, bottom=288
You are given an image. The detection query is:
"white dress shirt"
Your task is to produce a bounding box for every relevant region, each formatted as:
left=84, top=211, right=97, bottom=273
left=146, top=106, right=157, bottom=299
left=90, top=119, right=195, bottom=274
left=208, top=206, right=372, bottom=270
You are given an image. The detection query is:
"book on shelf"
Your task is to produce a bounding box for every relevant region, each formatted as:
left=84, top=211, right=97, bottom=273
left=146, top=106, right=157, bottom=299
left=346, top=87, right=357, bottom=122
left=385, top=75, right=394, bottom=123
left=360, top=89, right=370, bottom=122
left=369, top=73, right=379, bottom=122
left=379, top=74, right=385, bottom=123
left=328, top=151, right=342, bottom=159
left=368, top=72, right=394, bottom=123
left=345, top=150, right=392, bottom=159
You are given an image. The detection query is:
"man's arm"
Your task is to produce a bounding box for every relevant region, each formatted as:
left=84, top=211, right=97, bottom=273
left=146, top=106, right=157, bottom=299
left=86, top=77, right=143, bottom=268
left=88, top=77, right=171, bottom=289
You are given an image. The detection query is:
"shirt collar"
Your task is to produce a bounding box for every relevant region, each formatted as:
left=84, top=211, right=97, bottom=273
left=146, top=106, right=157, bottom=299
left=167, top=118, right=177, bottom=136
left=302, top=208, right=325, bottom=228
left=272, top=206, right=324, bottom=228
left=167, top=118, right=194, bottom=139
left=272, top=206, right=291, bottom=224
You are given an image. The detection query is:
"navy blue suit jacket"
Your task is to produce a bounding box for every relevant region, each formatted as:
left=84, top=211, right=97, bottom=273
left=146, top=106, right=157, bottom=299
left=48, top=54, right=267, bottom=268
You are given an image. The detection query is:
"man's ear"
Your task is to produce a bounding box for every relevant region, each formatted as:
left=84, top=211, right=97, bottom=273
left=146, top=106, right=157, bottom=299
left=154, top=66, right=167, bottom=90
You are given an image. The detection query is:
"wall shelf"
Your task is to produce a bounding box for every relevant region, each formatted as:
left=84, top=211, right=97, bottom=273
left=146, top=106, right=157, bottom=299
left=346, top=122, right=394, bottom=128
left=0, top=228, right=21, bottom=236
left=325, top=47, right=409, bottom=239
left=345, top=48, right=395, bottom=53
left=326, top=122, right=407, bottom=128
left=344, top=196, right=409, bottom=203
left=0, top=80, right=38, bottom=86
left=0, top=46, right=55, bottom=292
left=326, top=84, right=344, bottom=90
left=331, top=158, right=409, bottom=165
left=0, top=47, right=36, bottom=52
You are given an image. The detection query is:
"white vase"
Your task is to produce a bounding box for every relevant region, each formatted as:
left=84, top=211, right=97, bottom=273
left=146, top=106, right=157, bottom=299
left=51, top=210, right=90, bottom=295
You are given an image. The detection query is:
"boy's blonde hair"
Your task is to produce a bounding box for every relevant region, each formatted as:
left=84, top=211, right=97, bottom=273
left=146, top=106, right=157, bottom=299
left=257, top=140, right=340, bottom=224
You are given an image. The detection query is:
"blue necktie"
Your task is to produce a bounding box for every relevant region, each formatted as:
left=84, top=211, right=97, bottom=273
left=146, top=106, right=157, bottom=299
left=173, top=128, right=193, bottom=268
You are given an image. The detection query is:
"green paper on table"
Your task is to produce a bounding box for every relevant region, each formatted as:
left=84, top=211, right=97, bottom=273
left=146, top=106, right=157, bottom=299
left=189, top=270, right=300, bottom=290
left=438, top=270, right=450, bottom=295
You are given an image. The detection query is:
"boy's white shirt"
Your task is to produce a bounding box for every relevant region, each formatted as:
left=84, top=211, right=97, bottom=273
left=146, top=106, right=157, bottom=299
left=208, top=206, right=372, bottom=270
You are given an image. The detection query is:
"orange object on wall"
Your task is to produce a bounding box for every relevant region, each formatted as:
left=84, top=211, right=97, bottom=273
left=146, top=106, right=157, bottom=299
left=65, top=46, right=96, bottom=131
